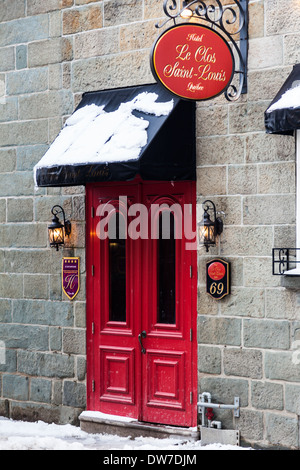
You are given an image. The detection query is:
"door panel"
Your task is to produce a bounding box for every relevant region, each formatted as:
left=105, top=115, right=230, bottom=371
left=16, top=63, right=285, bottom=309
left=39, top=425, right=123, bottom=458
left=141, top=183, right=195, bottom=426
left=146, top=350, right=186, bottom=409
left=100, top=346, right=135, bottom=405
left=87, top=183, right=141, bottom=418
left=86, top=180, right=197, bottom=427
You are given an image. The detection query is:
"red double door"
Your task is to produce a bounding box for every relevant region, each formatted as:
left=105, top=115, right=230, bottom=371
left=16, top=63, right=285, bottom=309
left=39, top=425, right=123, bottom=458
left=86, top=180, right=197, bottom=427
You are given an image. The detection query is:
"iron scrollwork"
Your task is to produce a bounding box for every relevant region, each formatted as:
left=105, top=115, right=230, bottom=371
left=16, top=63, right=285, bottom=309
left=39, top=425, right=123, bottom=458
left=156, top=0, right=248, bottom=101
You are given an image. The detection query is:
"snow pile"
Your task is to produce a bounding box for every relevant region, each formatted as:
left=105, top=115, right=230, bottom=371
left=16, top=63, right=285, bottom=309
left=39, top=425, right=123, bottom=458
left=267, top=83, right=300, bottom=112
left=0, top=417, right=253, bottom=451
left=33, top=92, right=174, bottom=180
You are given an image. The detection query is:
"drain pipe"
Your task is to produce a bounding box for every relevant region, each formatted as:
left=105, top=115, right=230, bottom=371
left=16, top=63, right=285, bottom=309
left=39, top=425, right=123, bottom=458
left=198, top=393, right=240, bottom=427
left=199, top=392, right=212, bottom=428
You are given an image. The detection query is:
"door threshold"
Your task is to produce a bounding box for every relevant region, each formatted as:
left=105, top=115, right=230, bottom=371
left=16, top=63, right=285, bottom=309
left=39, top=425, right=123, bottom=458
left=79, top=411, right=200, bottom=441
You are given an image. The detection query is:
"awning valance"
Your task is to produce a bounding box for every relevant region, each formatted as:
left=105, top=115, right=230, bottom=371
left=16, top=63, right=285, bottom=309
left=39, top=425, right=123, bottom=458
left=265, top=64, right=300, bottom=135
left=34, top=83, right=195, bottom=187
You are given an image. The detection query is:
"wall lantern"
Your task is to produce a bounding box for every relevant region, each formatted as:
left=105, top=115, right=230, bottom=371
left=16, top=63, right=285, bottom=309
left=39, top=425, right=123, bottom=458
left=198, top=200, right=223, bottom=252
left=48, top=205, right=71, bottom=251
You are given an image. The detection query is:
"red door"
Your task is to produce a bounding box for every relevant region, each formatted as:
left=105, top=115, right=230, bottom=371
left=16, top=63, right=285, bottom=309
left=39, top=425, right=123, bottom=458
left=86, top=179, right=197, bottom=427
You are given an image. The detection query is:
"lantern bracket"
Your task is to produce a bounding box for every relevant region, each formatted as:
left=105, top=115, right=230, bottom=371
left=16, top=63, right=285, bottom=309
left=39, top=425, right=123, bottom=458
left=203, top=200, right=223, bottom=235
left=156, top=0, right=248, bottom=100
left=51, top=205, right=71, bottom=237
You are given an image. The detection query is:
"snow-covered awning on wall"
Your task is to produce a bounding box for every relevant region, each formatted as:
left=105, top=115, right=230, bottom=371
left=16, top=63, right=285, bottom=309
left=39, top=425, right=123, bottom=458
left=265, top=64, right=300, bottom=135
left=34, top=83, right=196, bottom=187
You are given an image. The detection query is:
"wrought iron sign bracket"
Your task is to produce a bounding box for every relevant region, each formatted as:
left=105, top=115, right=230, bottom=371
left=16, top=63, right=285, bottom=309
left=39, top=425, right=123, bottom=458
left=156, top=0, right=248, bottom=101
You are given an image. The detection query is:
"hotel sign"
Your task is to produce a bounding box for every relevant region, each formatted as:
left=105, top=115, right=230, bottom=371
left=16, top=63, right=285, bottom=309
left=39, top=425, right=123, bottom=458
left=151, top=23, right=234, bottom=101
left=62, top=257, right=80, bottom=300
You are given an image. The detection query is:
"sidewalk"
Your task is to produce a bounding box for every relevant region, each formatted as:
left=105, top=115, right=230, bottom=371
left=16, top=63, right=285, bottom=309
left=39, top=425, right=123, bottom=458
left=0, top=417, right=251, bottom=451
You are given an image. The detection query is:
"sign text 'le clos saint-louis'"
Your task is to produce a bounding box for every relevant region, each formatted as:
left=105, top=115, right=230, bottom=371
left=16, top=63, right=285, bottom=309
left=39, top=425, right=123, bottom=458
left=151, top=23, right=235, bottom=101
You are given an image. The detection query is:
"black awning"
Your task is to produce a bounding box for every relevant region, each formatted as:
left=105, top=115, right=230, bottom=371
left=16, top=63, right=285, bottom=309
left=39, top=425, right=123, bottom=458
left=265, top=64, right=300, bottom=135
left=34, top=83, right=196, bottom=187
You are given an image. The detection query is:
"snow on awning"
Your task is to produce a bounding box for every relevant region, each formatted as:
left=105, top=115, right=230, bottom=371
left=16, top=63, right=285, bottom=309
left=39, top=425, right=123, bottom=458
left=34, top=84, right=196, bottom=187
left=265, top=64, right=300, bottom=135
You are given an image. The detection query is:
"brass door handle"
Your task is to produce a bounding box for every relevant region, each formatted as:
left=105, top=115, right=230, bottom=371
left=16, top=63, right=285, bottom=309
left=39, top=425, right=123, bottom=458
left=138, top=330, right=147, bottom=354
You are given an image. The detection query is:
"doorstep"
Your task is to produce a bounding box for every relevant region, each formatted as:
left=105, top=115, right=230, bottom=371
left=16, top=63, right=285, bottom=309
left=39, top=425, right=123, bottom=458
left=79, top=411, right=200, bottom=441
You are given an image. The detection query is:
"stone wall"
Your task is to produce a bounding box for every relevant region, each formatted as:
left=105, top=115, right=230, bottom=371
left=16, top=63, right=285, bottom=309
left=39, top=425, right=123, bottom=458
left=0, top=0, right=161, bottom=427
left=0, top=0, right=300, bottom=448
left=197, top=0, right=300, bottom=449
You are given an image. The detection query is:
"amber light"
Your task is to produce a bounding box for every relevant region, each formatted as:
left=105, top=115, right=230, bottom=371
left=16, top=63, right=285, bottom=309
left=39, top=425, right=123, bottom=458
left=48, top=205, right=71, bottom=251
left=198, top=200, right=223, bottom=252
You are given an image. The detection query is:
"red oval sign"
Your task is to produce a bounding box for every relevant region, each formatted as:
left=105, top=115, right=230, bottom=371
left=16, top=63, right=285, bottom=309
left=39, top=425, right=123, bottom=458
left=208, top=261, right=226, bottom=281
left=151, top=24, right=235, bottom=101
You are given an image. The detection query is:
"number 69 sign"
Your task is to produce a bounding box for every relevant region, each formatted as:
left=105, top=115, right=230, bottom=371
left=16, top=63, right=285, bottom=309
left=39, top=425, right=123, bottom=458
left=206, top=259, right=230, bottom=300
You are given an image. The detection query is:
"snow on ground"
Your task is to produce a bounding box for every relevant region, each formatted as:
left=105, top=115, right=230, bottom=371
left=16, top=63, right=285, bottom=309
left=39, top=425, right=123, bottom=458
left=0, top=417, right=252, bottom=451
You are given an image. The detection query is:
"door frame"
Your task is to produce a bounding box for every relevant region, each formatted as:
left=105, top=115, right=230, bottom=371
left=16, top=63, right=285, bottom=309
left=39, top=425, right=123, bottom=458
left=85, top=178, right=198, bottom=427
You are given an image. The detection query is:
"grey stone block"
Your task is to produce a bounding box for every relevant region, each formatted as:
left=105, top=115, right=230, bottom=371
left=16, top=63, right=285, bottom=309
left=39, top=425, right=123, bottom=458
left=237, top=409, right=264, bottom=442
left=0, top=47, right=15, bottom=72
left=243, top=195, right=295, bottom=226
left=0, top=348, right=17, bottom=373
left=16, top=145, right=49, bottom=171
left=251, top=381, right=284, bottom=410
left=63, top=328, right=86, bottom=355
left=0, top=324, right=49, bottom=350
left=45, top=301, right=74, bottom=327
left=28, top=37, right=73, bottom=67
left=0, top=299, right=12, bottom=323
left=0, top=224, right=47, bottom=248
left=76, top=356, right=86, bottom=381
left=18, top=90, right=73, bottom=120
left=24, top=275, right=49, bottom=299
left=224, top=348, right=263, bottom=379
left=0, top=274, right=24, bottom=299
left=285, top=383, right=300, bottom=414
left=200, top=376, right=249, bottom=407
left=3, top=374, right=29, bottom=400
left=30, top=378, right=52, bottom=403
left=104, top=0, right=143, bottom=26
left=244, top=319, right=290, bottom=350
left=0, top=15, right=49, bottom=47
left=6, top=67, right=48, bottom=95
left=220, top=288, right=265, bottom=318
left=4, top=250, right=52, bottom=274
left=265, top=351, right=300, bottom=382
left=198, top=345, right=221, bottom=374
left=16, top=44, right=27, bottom=69
left=0, top=148, right=16, bottom=172
left=72, top=51, right=153, bottom=93
left=198, top=316, right=241, bottom=346
left=18, top=350, right=75, bottom=378
left=10, top=401, right=60, bottom=424
left=0, top=96, right=18, bottom=122
left=52, top=380, right=62, bottom=406
left=7, top=198, right=33, bottom=222
left=63, top=380, right=86, bottom=408
left=266, top=413, right=299, bottom=449
left=49, top=327, right=62, bottom=351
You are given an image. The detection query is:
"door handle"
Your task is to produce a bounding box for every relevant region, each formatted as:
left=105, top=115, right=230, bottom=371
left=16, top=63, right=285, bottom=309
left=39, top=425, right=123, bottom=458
left=138, top=330, right=147, bottom=354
